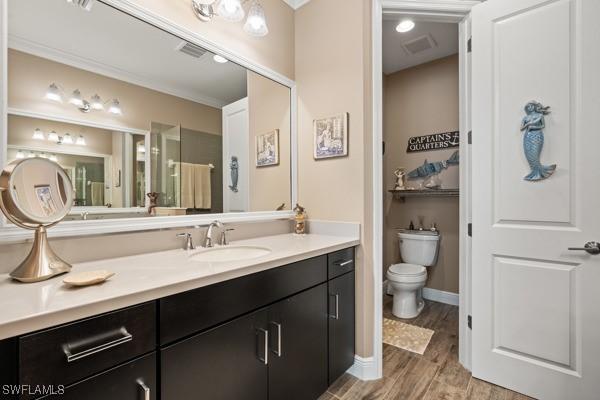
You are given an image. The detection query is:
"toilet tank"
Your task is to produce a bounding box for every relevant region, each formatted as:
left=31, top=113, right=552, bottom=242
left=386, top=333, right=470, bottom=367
left=397, top=230, right=440, bottom=266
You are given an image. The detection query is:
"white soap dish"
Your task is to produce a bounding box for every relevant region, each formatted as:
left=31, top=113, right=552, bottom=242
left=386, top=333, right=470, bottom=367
left=63, top=270, right=115, bottom=287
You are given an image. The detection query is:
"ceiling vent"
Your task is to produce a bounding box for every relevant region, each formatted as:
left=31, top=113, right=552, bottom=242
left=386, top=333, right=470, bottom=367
left=66, top=0, right=95, bottom=11
left=402, top=34, right=438, bottom=55
left=175, top=41, right=208, bottom=59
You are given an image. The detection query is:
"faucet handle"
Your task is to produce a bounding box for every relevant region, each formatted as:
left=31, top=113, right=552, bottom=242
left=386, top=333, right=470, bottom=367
left=176, top=232, right=195, bottom=250
left=220, top=228, right=235, bottom=246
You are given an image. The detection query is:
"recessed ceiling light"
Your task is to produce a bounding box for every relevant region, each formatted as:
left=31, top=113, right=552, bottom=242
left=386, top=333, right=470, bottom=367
left=213, top=54, right=228, bottom=64
left=396, top=19, right=415, bottom=33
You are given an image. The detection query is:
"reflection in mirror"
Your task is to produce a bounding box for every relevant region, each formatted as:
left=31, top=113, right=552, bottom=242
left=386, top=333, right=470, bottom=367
left=6, top=0, right=292, bottom=221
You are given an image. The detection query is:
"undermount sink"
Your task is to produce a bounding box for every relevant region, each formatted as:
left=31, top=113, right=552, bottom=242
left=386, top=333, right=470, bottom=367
left=189, top=245, right=272, bottom=263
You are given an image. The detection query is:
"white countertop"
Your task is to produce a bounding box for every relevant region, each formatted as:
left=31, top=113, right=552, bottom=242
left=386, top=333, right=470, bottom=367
left=0, top=233, right=359, bottom=340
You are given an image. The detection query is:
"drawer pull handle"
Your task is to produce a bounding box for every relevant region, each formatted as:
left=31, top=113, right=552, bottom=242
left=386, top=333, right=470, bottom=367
left=329, top=294, right=340, bottom=320
left=63, top=327, right=133, bottom=363
left=257, top=328, right=269, bottom=365
left=335, top=259, right=353, bottom=267
left=137, top=379, right=151, bottom=400
left=270, top=322, right=282, bottom=357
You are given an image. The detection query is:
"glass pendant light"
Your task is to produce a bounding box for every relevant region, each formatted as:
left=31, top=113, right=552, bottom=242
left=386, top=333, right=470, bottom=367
left=69, top=89, right=85, bottom=107
left=90, top=94, right=104, bottom=110
left=32, top=128, right=45, bottom=140
left=217, top=0, right=244, bottom=22
left=63, top=133, right=74, bottom=144
left=16, top=150, right=25, bottom=159
left=45, top=83, right=63, bottom=102
left=244, top=1, right=269, bottom=37
left=108, top=99, right=122, bottom=115
left=48, top=131, right=59, bottom=142
left=76, top=135, right=86, bottom=146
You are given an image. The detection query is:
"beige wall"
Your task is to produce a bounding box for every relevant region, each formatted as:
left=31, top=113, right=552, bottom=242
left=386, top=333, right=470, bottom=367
left=247, top=71, right=291, bottom=211
left=7, top=114, right=113, bottom=156
left=295, top=0, right=373, bottom=358
left=8, top=49, right=222, bottom=135
left=383, top=55, right=460, bottom=293
left=128, top=0, right=295, bottom=79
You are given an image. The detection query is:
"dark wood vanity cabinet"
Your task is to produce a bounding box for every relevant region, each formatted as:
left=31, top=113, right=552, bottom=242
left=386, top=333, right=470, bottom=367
left=0, top=247, right=355, bottom=400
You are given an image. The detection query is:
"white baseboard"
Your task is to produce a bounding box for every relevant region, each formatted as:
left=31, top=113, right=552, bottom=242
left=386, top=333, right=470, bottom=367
left=383, top=280, right=459, bottom=306
left=347, top=355, right=379, bottom=381
left=422, top=287, right=459, bottom=306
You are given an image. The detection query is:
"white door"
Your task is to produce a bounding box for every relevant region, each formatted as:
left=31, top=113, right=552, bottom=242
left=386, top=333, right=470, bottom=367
left=471, top=0, right=600, bottom=398
left=222, top=98, right=249, bottom=212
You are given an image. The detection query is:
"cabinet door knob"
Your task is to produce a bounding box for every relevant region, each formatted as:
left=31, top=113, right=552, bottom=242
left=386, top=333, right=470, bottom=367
left=137, top=379, right=150, bottom=400
left=256, top=328, right=269, bottom=365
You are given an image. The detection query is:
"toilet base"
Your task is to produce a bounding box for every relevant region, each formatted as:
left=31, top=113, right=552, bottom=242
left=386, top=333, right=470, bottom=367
left=390, top=286, right=425, bottom=319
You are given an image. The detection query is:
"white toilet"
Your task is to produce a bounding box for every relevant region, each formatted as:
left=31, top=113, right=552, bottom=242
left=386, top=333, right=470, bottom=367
left=387, top=230, right=440, bottom=318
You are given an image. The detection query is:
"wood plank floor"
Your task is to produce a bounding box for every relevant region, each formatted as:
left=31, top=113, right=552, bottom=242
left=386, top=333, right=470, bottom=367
left=321, top=296, right=535, bottom=400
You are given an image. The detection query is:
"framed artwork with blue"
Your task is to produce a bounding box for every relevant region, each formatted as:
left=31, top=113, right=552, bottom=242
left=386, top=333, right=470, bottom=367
left=313, top=113, right=349, bottom=159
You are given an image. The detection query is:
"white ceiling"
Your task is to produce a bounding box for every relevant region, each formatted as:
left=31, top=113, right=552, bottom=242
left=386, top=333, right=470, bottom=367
left=7, top=0, right=249, bottom=108
left=382, top=18, right=458, bottom=75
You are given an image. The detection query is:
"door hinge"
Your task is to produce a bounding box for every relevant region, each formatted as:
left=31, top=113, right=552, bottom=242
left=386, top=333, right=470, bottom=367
left=467, top=223, right=472, bottom=237
left=468, top=315, right=472, bottom=329
left=467, top=37, right=472, bottom=53
left=468, top=130, right=472, bottom=144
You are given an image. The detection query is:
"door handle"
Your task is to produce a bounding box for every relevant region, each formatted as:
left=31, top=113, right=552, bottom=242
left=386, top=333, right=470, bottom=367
left=329, top=294, right=340, bottom=320
left=568, top=241, right=600, bottom=255
left=137, top=379, right=151, bottom=400
left=256, top=328, right=269, bottom=365
left=270, top=322, right=282, bottom=357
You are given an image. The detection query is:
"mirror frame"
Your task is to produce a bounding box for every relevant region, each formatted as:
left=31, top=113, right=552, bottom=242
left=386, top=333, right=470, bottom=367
left=0, top=0, right=297, bottom=242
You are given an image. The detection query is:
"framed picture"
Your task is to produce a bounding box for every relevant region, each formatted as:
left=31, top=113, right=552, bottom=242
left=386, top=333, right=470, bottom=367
left=256, top=129, right=279, bottom=167
left=34, top=184, right=58, bottom=217
left=313, top=112, right=349, bottom=159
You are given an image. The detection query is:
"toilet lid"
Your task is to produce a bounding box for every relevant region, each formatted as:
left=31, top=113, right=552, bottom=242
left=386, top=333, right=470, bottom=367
left=389, top=263, right=426, bottom=276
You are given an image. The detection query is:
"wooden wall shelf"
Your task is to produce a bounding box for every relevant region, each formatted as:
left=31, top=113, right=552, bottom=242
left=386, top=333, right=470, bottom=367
left=389, top=189, right=459, bottom=202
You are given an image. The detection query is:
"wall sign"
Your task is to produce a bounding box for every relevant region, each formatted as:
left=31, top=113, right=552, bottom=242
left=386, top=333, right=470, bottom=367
left=406, top=131, right=459, bottom=153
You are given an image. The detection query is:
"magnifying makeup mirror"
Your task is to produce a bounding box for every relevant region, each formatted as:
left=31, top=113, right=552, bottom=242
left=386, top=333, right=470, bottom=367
left=0, top=158, right=74, bottom=282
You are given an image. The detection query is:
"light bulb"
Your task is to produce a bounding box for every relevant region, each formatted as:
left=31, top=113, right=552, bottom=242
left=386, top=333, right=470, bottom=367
left=76, top=135, right=86, bottom=146
left=137, top=143, right=146, bottom=153
left=63, top=133, right=74, bottom=144
left=396, top=19, right=415, bottom=33
left=45, top=83, right=63, bottom=102
left=213, top=54, right=228, bottom=63
left=16, top=151, right=25, bottom=159
left=48, top=131, right=59, bottom=142
left=32, top=128, right=45, bottom=140
left=217, top=0, right=244, bottom=22
left=90, top=94, right=104, bottom=110
left=69, top=89, right=84, bottom=107
left=49, top=154, right=58, bottom=162
left=243, top=2, right=268, bottom=37
left=27, top=152, right=36, bottom=158
left=108, top=99, right=122, bottom=115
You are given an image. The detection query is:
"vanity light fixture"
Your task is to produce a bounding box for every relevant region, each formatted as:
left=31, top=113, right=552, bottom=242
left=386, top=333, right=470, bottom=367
left=48, top=131, right=59, bottom=142
left=76, top=135, right=86, bottom=146
left=44, top=83, right=122, bottom=115
left=62, top=133, right=74, bottom=145
left=213, top=54, right=228, bottom=63
left=396, top=19, right=415, bottom=33
left=27, top=152, right=36, bottom=158
left=32, top=128, right=45, bottom=140
left=137, top=143, right=146, bottom=153
left=16, top=151, right=25, bottom=159
left=49, top=154, right=58, bottom=162
left=191, top=0, right=268, bottom=37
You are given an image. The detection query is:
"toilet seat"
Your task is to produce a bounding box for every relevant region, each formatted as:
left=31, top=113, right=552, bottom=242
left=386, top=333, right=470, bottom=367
left=387, top=263, right=427, bottom=283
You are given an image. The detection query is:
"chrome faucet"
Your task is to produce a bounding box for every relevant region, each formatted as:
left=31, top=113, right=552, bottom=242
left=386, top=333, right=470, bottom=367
left=204, top=220, right=224, bottom=248
left=176, top=232, right=195, bottom=250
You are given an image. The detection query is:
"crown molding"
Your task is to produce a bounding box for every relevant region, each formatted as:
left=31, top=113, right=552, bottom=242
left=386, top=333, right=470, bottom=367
left=8, top=35, right=228, bottom=109
left=282, top=0, right=311, bottom=10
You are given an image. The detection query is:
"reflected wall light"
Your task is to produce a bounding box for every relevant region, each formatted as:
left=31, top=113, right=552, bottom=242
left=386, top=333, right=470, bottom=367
left=45, top=83, right=123, bottom=115
left=191, top=0, right=268, bottom=37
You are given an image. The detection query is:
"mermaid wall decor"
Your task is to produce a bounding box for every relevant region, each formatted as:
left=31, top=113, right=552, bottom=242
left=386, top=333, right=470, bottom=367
left=521, top=101, right=556, bottom=181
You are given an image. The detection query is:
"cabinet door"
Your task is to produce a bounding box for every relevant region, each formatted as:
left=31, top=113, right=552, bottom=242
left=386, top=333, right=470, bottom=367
left=268, top=284, right=328, bottom=400
left=161, top=308, right=268, bottom=400
left=41, top=353, right=156, bottom=400
left=328, top=272, right=355, bottom=385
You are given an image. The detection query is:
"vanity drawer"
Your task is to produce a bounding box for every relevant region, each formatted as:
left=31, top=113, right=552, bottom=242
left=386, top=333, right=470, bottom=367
left=40, top=352, right=156, bottom=400
left=327, top=248, right=355, bottom=279
left=160, top=255, right=327, bottom=344
left=18, top=302, right=156, bottom=395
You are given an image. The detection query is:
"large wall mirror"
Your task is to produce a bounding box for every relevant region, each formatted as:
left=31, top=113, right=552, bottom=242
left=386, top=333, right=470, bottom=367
left=3, top=0, right=293, bottom=226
